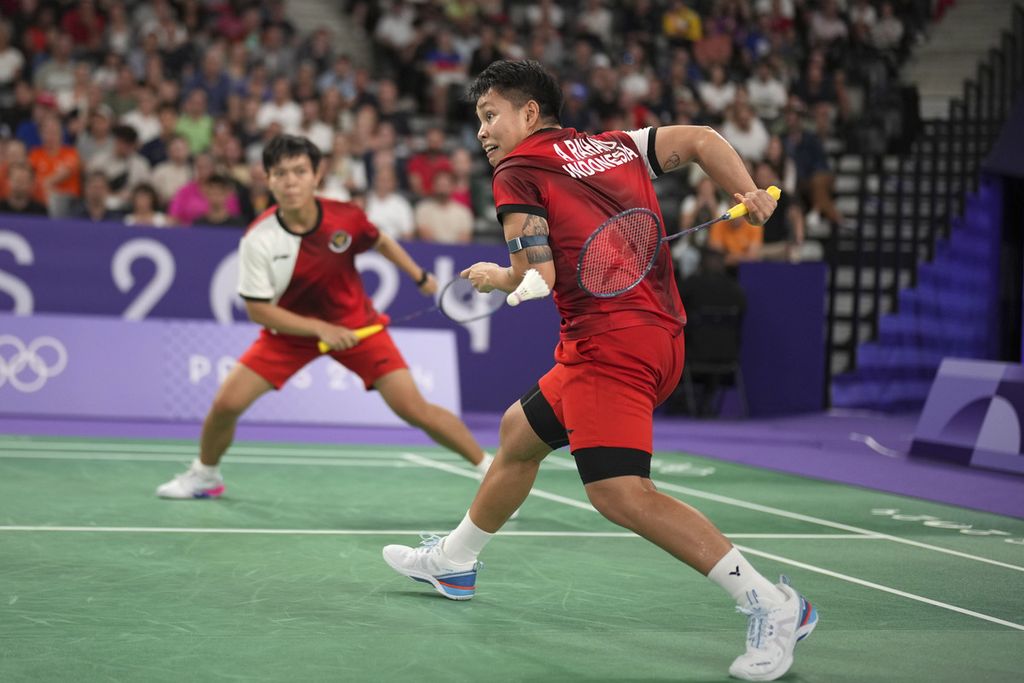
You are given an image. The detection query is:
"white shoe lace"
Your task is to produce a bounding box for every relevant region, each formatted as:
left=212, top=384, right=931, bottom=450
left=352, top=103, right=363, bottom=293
left=411, top=534, right=482, bottom=571
left=736, top=605, right=773, bottom=650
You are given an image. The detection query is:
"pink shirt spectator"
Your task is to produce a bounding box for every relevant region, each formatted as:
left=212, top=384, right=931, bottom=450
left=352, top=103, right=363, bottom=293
left=168, top=181, right=240, bottom=226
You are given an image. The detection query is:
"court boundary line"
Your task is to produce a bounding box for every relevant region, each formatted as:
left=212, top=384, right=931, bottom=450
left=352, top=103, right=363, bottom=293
left=539, top=453, right=1024, bottom=574
left=404, top=452, right=1024, bottom=632
left=0, top=526, right=879, bottom=540
left=0, top=451, right=416, bottom=467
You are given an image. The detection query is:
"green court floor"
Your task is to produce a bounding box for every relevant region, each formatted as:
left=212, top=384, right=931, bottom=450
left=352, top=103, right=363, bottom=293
left=1, top=435, right=1022, bottom=682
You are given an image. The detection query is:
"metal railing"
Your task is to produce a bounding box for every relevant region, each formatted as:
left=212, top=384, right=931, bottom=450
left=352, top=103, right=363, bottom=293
left=824, top=3, right=1024, bottom=405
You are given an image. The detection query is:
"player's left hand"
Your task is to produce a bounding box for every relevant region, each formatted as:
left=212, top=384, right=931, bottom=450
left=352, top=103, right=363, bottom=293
left=417, top=272, right=438, bottom=296
left=734, top=188, right=777, bottom=226
left=460, top=262, right=502, bottom=293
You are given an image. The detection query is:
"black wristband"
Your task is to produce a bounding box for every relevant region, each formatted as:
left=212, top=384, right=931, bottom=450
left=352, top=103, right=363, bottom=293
left=416, top=270, right=430, bottom=286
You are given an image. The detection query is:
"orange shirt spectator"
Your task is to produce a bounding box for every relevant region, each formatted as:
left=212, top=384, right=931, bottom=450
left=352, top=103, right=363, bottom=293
left=28, top=117, right=81, bottom=204
left=708, top=218, right=763, bottom=265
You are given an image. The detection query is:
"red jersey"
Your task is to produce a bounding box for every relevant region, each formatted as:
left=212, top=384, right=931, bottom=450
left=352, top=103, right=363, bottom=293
left=491, top=127, right=685, bottom=339
left=238, top=198, right=383, bottom=337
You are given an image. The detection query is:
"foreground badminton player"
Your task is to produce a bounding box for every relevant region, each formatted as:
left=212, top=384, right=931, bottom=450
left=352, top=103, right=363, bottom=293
left=383, top=61, right=817, bottom=681
left=157, top=134, right=493, bottom=499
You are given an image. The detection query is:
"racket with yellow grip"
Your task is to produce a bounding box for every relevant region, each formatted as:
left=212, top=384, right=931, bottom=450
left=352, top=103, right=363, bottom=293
left=317, top=324, right=384, bottom=353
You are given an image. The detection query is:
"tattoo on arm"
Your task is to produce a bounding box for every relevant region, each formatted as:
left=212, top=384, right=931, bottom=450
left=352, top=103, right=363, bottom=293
left=521, top=214, right=553, bottom=264
left=663, top=151, right=681, bottom=171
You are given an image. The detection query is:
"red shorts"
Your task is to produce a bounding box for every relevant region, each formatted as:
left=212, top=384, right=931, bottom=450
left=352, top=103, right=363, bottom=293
left=537, top=325, right=685, bottom=453
left=238, top=328, right=408, bottom=390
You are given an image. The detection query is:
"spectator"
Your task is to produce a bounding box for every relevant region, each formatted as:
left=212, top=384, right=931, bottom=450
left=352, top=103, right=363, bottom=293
left=122, top=86, right=161, bottom=145
left=105, top=1, right=133, bottom=56
left=697, top=65, right=736, bottom=121
left=16, top=91, right=59, bottom=150
left=32, top=33, right=75, bottom=104
left=662, top=0, right=703, bottom=48
left=168, top=152, right=240, bottom=225
left=849, top=0, right=878, bottom=30
left=140, top=102, right=179, bottom=166
left=72, top=170, right=123, bottom=222
left=317, top=54, right=356, bottom=103
left=414, top=169, right=473, bottom=243
left=184, top=47, right=231, bottom=117
left=0, top=138, right=28, bottom=197
left=0, top=21, right=25, bottom=93
left=176, top=89, right=214, bottom=154
left=406, top=126, right=453, bottom=198
left=240, top=160, right=272, bottom=220
left=872, top=2, right=905, bottom=52
left=373, top=1, right=418, bottom=71
left=124, top=182, right=170, bottom=227
left=28, top=114, right=80, bottom=215
left=673, top=176, right=727, bottom=279
left=60, top=0, right=105, bottom=53
left=2, top=80, right=34, bottom=138
left=449, top=147, right=474, bottom=211
left=524, top=0, right=566, bottom=31
left=721, top=103, right=771, bottom=163
left=809, top=0, right=849, bottom=48
left=578, top=0, right=614, bottom=50
left=105, top=64, right=139, bottom=117
left=321, top=132, right=368, bottom=201
left=75, top=105, right=115, bottom=164
left=259, top=24, right=296, bottom=78
left=746, top=60, right=787, bottom=122
left=468, top=25, right=501, bottom=78
left=424, top=29, right=467, bottom=118
left=257, top=76, right=302, bottom=135
left=194, top=173, right=246, bottom=228
left=708, top=215, right=763, bottom=268
left=0, top=162, right=48, bottom=215
left=764, top=134, right=798, bottom=196
left=754, top=161, right=804, bottom=262
left=783, top=103, right=842, bottom=226
left=297, top=98, right=333, bottom=154
left=87, top=124, right=151, bottom=211
left=365, top=165, right=414, bottom=240
left=375, top=78, right=412, bottom=138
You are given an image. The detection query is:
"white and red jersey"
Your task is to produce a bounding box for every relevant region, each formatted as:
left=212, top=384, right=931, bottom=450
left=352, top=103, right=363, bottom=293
left=238, top=198, right=383, bottom=337
left=491, top=127, right=685, bottom=340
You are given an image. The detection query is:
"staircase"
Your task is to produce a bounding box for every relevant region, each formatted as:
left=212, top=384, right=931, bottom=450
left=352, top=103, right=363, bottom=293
left=903, top=0, right=1020, bottom=118
left=824, top=4, right=1023, bottom=411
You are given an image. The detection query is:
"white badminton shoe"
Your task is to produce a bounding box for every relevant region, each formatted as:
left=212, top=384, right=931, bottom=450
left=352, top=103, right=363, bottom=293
left=382, top=534, right=480, bottom=600
left=729, top=576, right=818, bottom=681
left=156, top=460, right=225, bottom=499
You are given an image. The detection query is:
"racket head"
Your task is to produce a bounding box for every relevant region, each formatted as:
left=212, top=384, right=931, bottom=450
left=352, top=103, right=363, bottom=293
left=437, top=276, right=507, bottom=323
left=576, top=207, right=663, bottom=297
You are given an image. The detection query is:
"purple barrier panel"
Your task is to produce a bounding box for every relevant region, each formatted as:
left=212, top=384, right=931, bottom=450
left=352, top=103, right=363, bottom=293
left=0, top=217, right=560, bottom=411
left=0, top=313, right=460, bottom=426
left=910, top=358, right=1024, bottom=475
left=738, top=261, right=827, bottom=416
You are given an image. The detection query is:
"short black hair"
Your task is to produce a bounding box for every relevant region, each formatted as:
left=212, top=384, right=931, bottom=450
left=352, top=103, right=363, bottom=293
left=204, top=173, right=234, bottom=189
left=112, top=124, right=139, bottom=144
left=262, top=134, right=322, bottom=173
left=466, top=60, right=563, bottom=124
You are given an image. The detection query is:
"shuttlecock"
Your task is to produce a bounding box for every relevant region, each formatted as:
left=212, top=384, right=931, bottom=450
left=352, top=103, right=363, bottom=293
left=506, top=268, right=551, bottom=306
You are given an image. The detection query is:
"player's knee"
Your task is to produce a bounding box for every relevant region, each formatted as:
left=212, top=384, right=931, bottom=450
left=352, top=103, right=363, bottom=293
left=209, top=393, right=249, bottom=418
left=585, top=483, right=636, bottom=527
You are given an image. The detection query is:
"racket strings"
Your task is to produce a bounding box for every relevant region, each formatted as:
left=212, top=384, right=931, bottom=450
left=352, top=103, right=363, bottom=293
left=578, top=209, right=661, bottom=296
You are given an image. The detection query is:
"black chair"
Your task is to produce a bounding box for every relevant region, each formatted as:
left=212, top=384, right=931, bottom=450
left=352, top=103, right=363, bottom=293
left=680, top=304, right=748, bottom=418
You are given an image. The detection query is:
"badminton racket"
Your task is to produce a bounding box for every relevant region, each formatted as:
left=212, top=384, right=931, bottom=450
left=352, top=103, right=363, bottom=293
left=576, top=186, right=780, bottom=298
left=318, top=269, right=550, bottom=352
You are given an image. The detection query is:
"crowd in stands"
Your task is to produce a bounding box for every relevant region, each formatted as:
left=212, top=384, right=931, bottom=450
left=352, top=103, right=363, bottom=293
left=0, top=0, right=936, bottom=265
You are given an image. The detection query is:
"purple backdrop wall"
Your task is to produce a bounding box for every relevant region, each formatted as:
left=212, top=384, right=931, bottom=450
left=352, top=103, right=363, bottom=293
left=0, top=217, right=560, bottom=412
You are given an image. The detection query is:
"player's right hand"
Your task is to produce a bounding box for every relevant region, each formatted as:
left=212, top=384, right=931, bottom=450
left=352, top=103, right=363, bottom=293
left=317, top=324, right=360, bottom=351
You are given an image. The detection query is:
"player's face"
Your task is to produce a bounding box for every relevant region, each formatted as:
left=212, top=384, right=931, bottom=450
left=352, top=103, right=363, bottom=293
left=267, top=154, right=319, bottom=211
left=475, top=89, right=531, bottom=167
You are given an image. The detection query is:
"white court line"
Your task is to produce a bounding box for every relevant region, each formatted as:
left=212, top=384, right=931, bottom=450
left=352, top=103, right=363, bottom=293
left=5, top=443, right=1021, bottom=572
left=542, top=454, right=1024, bottom=574
left=736, top=545, right=1024, bottom=632
left=0, top=440, right=404, bottom=459
left=0, top=526, right=876, bottom=540
left=409, top=451, right=1024, bottom=631
left=0, top=451, right=413, bottom=468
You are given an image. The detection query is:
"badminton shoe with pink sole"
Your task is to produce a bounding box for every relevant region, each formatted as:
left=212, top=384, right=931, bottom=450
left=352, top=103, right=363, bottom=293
left=156, top=460, right=225, bottom=499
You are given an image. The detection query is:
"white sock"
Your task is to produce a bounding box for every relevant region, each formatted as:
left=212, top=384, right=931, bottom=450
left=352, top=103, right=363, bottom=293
left=441, top=512, right=494, bottom=565
left=707, top=547, right=786, bottom=607
left=475, top=453, right=494, bottom=474
left=192, top=459, right=219, bottom=476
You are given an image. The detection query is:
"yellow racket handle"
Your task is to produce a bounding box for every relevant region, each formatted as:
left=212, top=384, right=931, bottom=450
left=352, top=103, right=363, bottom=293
left=723, top=185, right=781, bottom=220
left=317, top=323, right=385, bottom=353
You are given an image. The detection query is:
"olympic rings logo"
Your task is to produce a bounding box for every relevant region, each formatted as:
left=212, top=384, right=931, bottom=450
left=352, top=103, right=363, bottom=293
left=0, top=335, right=68, bottom=393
